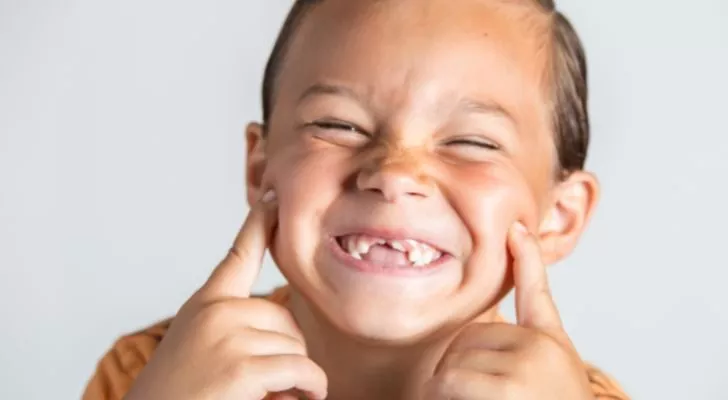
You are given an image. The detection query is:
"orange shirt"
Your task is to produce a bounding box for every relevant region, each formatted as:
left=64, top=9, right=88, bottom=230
left=82, top=286, right=629, bottom=400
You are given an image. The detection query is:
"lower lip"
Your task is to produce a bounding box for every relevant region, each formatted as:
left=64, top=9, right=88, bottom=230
left=326, top=237, right=453, bottom=277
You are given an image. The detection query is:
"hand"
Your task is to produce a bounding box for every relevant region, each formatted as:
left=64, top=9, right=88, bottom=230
left=124, top=190, right=328, bottom=400
left=424, top=223, right=594, bottom=400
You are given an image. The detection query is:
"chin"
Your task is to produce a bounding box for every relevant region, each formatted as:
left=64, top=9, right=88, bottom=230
left=273, top=225, right=509, bottom=345
left=338, top=295, right=452, bottom=342
left=279, top=261, right=465, bottom=344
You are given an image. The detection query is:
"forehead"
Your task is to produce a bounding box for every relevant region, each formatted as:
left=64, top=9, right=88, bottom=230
left=277, top=0, right=551, bottom=126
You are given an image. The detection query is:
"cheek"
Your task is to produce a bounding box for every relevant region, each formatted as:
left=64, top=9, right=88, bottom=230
left=443, top=163, right=538, bottom=285
left=443, top=165, right=537, bottom=306
left=267, top=147, right=349, bottom=265
left=449, top=165, right=535, bottom=243
left=268, top=144, right=343, bottom=213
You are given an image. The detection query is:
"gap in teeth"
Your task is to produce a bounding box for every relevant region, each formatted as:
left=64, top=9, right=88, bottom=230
left=341, top=235, right=441, bottom=266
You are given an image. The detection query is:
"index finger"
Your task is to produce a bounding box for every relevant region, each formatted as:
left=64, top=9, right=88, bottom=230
left=200, top=190, right=278, bottom=299
left=509, top=222, right=564, bottom=333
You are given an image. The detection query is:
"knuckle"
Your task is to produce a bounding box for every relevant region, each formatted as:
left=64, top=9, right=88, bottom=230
left=244, top=297, right=282, bottom=313
left=250, top=299, right=301, bottom=329
left=248, top=298, right=293, bottom=319
left=535, top=332, right=561, bottom=355
left=191, top=299, right=250, bottom=335
left=521, top=331, right=561, bottom=362
left=441, top=350, right=465, bottom=370
left=449, top=324, right=488, bottom=350
left=295, top=354, right=326, bottom=380
left=214, top=332, right=247, bottom=356
left=240, top=298, right=289, bottom=321
left=439, top=368, right=465, bottom=389
left=280, top=353, right=308, bottom=370
left=499, top=375, right=527, bottom=398
left=192, top=298, right=302, bottom=337
left=178, top=289, right=218, bottom=317
left=460, top=322, right=488, bottom=338
left=285, top=337, right=308, bottom=355
left=222, top=358, right=255, bottom=382
left=196, top=298, right=258, bottom=325
left=195, top=300, right=233, bottom=326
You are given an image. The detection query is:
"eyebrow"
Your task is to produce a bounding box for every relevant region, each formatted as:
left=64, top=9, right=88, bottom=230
left=458, top=98, right=515, bottom=123
left=298, top=83, right=515, bottom=125
left=298, top=83, right=363, bottom=104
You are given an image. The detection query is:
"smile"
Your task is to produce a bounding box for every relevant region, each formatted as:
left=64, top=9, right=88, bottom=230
left=334, top=233, right=449, bottom=269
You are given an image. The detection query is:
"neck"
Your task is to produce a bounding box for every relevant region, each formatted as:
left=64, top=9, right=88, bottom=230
left=286, top=288, right=500, bottom=400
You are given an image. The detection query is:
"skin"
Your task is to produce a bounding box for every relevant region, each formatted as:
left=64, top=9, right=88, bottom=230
left=126, top=0, right=600, bottom=399
left=258, top=0, right=557, bottom=344
left=125, top=195, right=329, bottom=400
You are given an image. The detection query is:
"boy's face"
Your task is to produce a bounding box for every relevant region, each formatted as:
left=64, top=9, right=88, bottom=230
left=247, top=0, right=597, bottom=342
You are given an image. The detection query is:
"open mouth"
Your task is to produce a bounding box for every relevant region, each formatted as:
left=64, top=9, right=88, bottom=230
left=334, top=234, right=447, bottom=268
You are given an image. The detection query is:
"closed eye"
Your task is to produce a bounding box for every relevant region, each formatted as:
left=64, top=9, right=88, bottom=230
left=307, top=120, right=369, bottom=136
left=446, top=138, right=500, bottom=150
left=303, top=119, right=371, bottom=147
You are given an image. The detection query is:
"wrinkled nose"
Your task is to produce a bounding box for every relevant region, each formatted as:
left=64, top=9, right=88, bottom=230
left=356, top=156, right=433, bottom=202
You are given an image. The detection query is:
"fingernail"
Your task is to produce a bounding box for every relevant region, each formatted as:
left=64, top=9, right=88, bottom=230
left=260, top=189, right=276, bottom=203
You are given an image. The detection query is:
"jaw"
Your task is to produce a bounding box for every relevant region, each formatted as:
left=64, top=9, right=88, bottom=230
left=281, top=249, right=508, bottom=346
left=286, top=265, right=507, bottom=354
left=286, top=286, right=467, bottom=400
left=271, top=202, right=512, bottom=342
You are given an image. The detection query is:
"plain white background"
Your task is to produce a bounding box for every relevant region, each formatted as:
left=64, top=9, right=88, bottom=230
left=1, top=0, right=726, bottom=399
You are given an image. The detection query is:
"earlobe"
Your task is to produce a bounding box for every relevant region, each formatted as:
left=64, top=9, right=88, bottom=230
left=245, top=122, right=268, bottom=207
left=537, top=171, right=600, bottom=265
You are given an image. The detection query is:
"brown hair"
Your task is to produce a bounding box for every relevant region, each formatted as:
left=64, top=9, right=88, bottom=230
left=261, top=0, right=590, bottom=174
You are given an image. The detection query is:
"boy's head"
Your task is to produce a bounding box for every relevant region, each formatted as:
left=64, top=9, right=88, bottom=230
left=263, top=0, right=591, bottom=175
left=245, top=0, right=598, bottom=343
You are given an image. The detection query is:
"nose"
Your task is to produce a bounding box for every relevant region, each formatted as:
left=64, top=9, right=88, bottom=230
left=356, top=154, right=433, bottom=202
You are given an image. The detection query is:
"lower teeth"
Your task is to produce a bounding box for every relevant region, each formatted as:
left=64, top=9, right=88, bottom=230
left=338, top=237, right=438, bottom=267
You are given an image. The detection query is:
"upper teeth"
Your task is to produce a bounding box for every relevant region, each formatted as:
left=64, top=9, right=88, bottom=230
left=341, top=235, right=442, bottom=267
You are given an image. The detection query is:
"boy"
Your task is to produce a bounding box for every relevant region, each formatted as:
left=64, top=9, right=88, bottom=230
left=84, top=0, right=629, bottom=399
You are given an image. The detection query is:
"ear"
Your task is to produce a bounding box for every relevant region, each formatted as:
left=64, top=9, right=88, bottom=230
left=537, top=171, right=600, bottom=265
left=245, top=122, right=267, bottom=207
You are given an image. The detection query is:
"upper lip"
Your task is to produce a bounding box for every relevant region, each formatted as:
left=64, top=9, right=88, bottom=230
left=331, top=226, right=454, bottom=255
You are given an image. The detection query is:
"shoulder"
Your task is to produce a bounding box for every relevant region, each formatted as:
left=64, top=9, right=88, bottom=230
left=82, top=286, right=628, bottom=400
left=584, top=362, right=631, bottom=399
left=81, top=286, right=289, bottom=400
left=81, top=318, right=172, bottom=400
